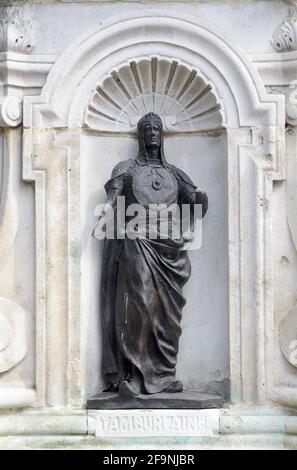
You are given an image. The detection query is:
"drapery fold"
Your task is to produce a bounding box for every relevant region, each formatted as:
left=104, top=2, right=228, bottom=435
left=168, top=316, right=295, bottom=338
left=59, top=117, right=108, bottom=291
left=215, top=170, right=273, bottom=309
left=101, top=235, right=191, bottom=393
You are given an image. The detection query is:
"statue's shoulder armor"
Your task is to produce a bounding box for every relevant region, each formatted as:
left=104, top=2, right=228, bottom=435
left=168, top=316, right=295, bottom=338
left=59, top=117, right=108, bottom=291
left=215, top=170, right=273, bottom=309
left=110, top=159, right=134, bottom=180
left=167, top=164, right=196, bottom=189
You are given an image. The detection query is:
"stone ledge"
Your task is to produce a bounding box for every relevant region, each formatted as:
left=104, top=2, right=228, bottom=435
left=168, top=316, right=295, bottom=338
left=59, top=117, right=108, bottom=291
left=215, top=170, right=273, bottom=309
left=0, top=433, right=296, bottom=450
left=0, top=411, right=87, bottom=436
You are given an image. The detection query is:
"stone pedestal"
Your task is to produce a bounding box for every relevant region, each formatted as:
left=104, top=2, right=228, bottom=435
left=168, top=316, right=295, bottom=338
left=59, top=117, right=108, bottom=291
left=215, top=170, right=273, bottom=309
left=87, top=392, right=225, bottom=410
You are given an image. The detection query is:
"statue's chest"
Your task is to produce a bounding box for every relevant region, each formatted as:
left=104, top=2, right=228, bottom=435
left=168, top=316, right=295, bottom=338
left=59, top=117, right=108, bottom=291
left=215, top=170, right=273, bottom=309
left=127, top=165, right=178, bottom=206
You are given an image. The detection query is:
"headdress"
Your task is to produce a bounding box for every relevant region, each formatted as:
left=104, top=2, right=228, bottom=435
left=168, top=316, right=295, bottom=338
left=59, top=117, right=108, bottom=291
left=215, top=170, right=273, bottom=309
left=136, top=112, right=167, bottom=165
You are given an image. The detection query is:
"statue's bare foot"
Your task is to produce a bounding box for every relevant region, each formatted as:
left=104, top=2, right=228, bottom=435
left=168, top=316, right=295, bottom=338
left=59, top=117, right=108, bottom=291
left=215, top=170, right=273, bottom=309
left=119, top=379, right=141, bottom=399
left=162, top=380, right=183, bottom=393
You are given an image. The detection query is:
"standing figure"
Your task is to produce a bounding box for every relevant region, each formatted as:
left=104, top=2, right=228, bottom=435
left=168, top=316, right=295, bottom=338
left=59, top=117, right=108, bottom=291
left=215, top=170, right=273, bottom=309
left=93, top=113, right=208, bottom=398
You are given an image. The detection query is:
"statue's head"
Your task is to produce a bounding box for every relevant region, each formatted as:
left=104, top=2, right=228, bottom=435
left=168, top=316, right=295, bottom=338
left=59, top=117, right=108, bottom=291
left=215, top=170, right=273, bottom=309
left=137, top=113, right=165, bottom=162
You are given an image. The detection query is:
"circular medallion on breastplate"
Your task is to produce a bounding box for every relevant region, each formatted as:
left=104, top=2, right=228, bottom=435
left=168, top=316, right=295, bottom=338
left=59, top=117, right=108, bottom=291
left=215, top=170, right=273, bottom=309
left=132, top=163, right=178, bottom=206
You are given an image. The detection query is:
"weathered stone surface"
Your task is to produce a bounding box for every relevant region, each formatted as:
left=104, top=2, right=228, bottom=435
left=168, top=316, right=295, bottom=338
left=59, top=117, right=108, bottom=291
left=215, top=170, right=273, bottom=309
left=0, top=0, right=295, bottom=449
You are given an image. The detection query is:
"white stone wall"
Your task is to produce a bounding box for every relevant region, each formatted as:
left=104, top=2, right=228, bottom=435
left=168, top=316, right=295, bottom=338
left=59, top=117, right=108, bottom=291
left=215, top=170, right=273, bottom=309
left=0, top=0, right=296, bottom=448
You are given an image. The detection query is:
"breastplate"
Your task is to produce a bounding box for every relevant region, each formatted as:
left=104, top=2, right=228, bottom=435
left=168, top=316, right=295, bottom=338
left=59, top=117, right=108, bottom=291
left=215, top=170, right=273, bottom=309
left=131, top=163, right=178, bottom=207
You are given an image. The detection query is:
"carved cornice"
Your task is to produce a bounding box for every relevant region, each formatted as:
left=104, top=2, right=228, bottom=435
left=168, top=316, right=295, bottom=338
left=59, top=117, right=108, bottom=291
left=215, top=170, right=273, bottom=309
left=0, top=52, right=55, bottom=92
left=272, top=7, right=297, bottom=52
left=251, top=51, right=297, bottom=86
left=251, top=52, right=297, bottom=125
left=0, top=52, right=55, bottom=127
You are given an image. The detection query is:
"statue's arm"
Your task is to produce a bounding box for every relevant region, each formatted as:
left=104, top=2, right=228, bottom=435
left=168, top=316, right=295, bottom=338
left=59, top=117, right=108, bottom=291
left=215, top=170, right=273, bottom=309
left=171, top=165, right=208, bottom=218
left=93, top=160, right=132, bottom=239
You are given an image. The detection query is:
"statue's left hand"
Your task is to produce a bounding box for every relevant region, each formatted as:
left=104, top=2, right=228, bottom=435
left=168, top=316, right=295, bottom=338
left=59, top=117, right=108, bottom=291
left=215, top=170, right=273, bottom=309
left=195, top=187, right=205, bottom=193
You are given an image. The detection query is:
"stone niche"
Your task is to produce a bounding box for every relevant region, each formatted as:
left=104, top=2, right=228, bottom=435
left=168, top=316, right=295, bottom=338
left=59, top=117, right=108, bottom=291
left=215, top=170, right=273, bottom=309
left=83, top=129, right=229, bottom=398
left=82, top=57, right=230, bottom=399
left=1, top=11, right=286, bottom=418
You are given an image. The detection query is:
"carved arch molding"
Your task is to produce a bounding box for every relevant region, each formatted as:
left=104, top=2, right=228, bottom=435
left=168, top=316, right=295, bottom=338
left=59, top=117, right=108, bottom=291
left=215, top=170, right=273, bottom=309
left=21, top=12, right=287, bottom=408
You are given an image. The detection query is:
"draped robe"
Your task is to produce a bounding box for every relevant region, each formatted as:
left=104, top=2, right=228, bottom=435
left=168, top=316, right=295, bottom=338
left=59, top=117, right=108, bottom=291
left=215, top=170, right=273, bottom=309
left=99, top=157, right=208, bottom=394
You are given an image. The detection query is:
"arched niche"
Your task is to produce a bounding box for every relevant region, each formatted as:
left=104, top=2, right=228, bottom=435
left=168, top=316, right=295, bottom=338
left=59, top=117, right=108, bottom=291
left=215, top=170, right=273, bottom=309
left=81, top=55, right=228, bottom=398
left=22, top=12, right=285, bottom=408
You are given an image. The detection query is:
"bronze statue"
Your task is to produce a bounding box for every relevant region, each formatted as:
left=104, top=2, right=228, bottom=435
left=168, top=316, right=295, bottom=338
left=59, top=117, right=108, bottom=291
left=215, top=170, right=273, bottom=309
left=93, top=113, right=208, bottom=399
